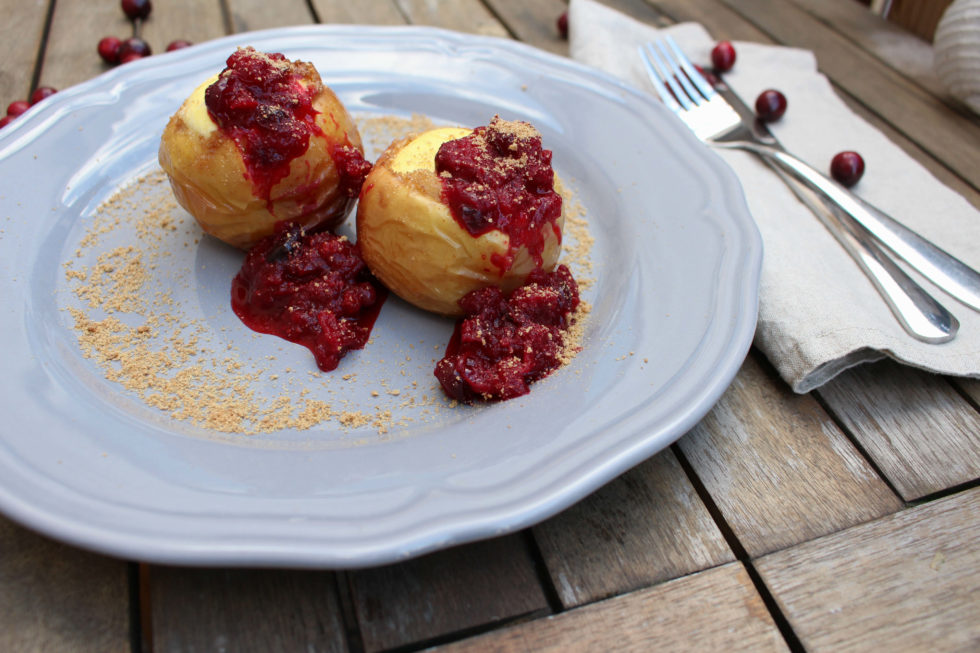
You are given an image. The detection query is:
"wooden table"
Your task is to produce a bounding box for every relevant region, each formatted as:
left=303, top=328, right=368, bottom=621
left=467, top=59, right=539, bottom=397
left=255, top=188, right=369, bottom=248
left=2, top=1, right=979, bottom=651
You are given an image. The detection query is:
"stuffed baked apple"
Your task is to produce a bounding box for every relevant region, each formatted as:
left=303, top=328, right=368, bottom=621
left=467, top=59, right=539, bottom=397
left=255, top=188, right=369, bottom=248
left=159, top=47, right=369, bottom=249
left=356, top=117, right=564, bottom=316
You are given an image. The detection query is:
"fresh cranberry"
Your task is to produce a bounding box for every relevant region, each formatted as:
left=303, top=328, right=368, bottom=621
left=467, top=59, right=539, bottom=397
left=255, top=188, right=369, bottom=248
left=120, top=52, right=145, bottom=64
left=121, top=0, right=152, bottom=20
left=557, top=11, right=568, bottom=39
left=98, top=36, right=123, bottom=64
left=0, top=116, right=14, bottom=128
left=7, top=100, right=30, bottom=117
left=711, top=41, right=736, bottom=72
left=166, top=39, right=193, bottom=52
left=118, top=37, right=151, bottom=60
left=755, top=89, right=787, bottom=122
left=830, top=151, right=865, bottom=187
left=29, top=86, right=57, bottom=105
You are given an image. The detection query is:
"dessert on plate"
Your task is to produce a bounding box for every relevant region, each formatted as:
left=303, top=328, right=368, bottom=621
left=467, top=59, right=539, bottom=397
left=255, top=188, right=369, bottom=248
left=356, top=116, right=565, bottom=316
left=158, top=47, right=369, bottom=249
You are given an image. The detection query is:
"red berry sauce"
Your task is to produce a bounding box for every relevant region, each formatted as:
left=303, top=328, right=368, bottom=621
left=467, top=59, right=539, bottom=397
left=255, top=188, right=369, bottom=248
left=434, top=117, right=563, bottom=275
left=205, top=48, right=329, bottom=206
left=331, top=144, right=373, bottom=198
left=231, top=223, right=386, bottom=372
left=434, top=264, right=579, bottom=402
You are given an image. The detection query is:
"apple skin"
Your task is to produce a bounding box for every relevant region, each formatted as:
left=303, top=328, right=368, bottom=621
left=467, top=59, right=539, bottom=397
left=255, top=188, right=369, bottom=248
left=356, top=129, right=564, bottom=317
left=159, top=64, right=363, bottom=250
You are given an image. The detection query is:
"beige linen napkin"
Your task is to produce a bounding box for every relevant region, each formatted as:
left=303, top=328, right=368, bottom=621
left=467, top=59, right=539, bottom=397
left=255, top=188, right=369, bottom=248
left=569, top=0, right=980, bottom=392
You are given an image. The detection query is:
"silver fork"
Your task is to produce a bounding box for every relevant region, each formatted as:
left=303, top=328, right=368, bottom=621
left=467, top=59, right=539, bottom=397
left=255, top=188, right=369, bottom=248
left=640, top=37, right=980, bottom=343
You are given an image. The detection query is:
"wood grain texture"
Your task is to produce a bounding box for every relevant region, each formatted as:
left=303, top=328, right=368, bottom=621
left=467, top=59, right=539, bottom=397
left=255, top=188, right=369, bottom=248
left=757, top=487, right=980, bottom=652
left=816, top=359, right=980, bottom=500
left=436, top=562, right=788, bottom=652
left=226, top=0, right=314, bottom=33
left=40, top=0, right=133, bottom=90
left=140, top=0, right=227, bottom=54
left=394, top=0, right=509, bottom=36
left=149, top=567, right=347, bottom=653
left=0, top=517, right=129, bottom=653
left=953, top=375, right=980, bottom=411
left=677, top=354, right=902, bottom=558
left=310, top=0, right=406, bottom=25
left=0, top=0, right=48, bottom=102
left=349, top=535, right=549, bottom=652
left=483, top=0, right=571, bottom=54
left=786, top=0, right=944, bottom=98
left=40, top=0, right=225, bottom=92
left=532, top=449, right=734, bottom=607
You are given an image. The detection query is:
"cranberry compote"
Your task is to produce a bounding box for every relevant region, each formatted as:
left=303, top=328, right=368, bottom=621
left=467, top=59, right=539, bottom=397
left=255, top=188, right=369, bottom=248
left=205, top=48, right=324, bottom=204
left=231, top=223, right=385, bottom=372
left=435, top=265, right=579, bottom=402
left=331, top=144, right=372, bottom=198
left=434, top=117, right=563, bottom=275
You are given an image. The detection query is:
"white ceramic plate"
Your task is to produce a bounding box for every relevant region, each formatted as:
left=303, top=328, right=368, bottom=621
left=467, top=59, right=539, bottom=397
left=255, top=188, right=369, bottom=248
left=0, top=26, right=760, bottom=568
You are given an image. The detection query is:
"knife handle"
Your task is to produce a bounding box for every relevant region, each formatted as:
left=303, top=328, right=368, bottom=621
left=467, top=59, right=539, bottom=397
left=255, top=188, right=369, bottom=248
left=728, top=141, right=980, bottom=313
left=766, top=161, right=957, bottom=343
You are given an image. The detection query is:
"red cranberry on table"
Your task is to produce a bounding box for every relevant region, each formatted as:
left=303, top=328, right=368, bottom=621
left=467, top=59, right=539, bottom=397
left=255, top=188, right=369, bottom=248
left=755, top=89, right=787, bottom=122
left=7, top=100, right=30, bottom=117
left=118, top=37, right=152, bottom=60
left=557, top=11, right=568, bottom=39
left=30, top=86, right=57, bottom=105
left=711, top=41, right=736, bottom=72
left=830, top=151, right=865, bottom=187
left=166, top=39, right=193, bottom=52
left=0, top=116, right=14, bottom=128
left=98, top=36, right=123, bottom=64
left=121, top=0, right=152, bottom=20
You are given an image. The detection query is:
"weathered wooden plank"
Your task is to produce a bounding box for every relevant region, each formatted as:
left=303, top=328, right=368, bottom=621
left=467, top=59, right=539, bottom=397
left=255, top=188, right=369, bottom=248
left=310, top=0, right=406, bottom=25
left=226, top=0, right=314, bottom=33
left=139, top=0, right=227, bottom=53
left=40, top=0, right=225, bottom=92
left=349, top=535, right=549, bottom=652
left=38, top=0, right=131, bottom=91
left=436, top=561, right=788, bottom=652
left=0, top=517, right=129, bottom=653
left=0, top=0, right=48, bottom=105
left=756, top=487, right=980, bottom=652
left=637, top=0, right=773, bottom=43
left=149, top=567, right=348, bottom=653
left=786, top=0, right=943, bottom=99
left=394, top=0, right=509, bottom=36
left=483, top=0, right=571, bottom=54
left=532, top=449, right=734, bottom=607
left=953, top=375, right=980, bottom=413
left=677, top=354, right=902, bottom=558
left=713, top=0, right=980, bottom=191
left=816, top=359, right=980, bottom=500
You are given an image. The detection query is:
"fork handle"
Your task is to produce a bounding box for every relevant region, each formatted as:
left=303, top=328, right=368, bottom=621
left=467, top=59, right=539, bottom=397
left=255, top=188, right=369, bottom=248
left=725, top=141, right=980, bottom=312
left=766, top=161, right=957, bottom=343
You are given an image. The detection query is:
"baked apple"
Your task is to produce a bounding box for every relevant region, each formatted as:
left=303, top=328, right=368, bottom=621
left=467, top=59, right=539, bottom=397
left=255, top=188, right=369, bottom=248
left=158, top=47, right=369, bottom=249
left=356, top=117, right=564, bottom=316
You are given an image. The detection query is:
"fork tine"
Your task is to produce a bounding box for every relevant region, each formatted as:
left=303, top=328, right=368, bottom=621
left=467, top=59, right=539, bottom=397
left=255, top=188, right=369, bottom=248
left=641, top=42, right=693, bottom=111
left=639, top=43, right=682, bottom=111
left=664, top=36, right=716, bottom=100
left=654, top=39, right=703, bottom=107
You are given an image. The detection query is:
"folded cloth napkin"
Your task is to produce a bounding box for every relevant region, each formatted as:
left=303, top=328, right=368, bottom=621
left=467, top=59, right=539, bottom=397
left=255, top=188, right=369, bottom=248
left=569, top=0, right=980, bottom=392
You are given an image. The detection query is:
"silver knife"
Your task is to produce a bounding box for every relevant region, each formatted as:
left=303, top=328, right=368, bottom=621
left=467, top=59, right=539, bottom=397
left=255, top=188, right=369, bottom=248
left=710, top=75, right=958, bottom=343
